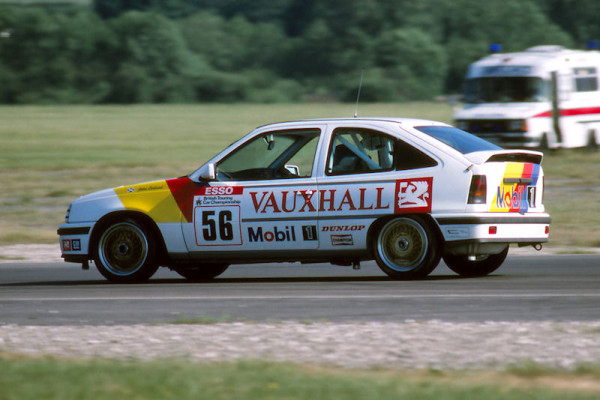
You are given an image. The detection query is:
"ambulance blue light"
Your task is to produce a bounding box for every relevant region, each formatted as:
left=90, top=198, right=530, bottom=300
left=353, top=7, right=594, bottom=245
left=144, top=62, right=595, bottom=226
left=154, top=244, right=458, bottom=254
left=587, top=40, right=599, bottom=50
left=489, top=44, right=502, bottom=53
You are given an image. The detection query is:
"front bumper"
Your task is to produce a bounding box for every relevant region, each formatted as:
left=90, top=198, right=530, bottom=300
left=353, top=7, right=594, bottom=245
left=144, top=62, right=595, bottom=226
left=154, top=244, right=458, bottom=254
left=470, top=132, right=538, bottom=148
left=57, top=222, right=94, bottom=263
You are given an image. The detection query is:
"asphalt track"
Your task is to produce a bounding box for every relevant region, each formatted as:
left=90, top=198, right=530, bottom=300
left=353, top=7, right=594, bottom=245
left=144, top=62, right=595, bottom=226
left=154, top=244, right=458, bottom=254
left=0, top=254, right=599, bottom=325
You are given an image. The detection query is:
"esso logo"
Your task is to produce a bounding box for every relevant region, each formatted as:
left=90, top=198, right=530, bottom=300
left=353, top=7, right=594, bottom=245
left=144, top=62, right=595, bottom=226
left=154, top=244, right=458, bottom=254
left=205, top=186, right=235, bottom=195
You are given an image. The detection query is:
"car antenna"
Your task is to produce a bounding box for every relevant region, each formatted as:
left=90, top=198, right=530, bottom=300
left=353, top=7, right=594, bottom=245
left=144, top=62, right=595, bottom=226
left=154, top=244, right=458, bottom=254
left=354, top=69, right=364, bottom=118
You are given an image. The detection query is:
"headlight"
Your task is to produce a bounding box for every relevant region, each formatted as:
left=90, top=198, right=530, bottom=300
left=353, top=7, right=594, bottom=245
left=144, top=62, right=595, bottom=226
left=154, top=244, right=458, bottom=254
left=456, top=120, right=469, bottom=131
left=508, top=119, right=527, bottom=132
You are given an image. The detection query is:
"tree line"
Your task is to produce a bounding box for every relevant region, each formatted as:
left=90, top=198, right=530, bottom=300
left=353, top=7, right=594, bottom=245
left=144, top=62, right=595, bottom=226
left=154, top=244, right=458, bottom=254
left=0, top=0, right=596, bottom=104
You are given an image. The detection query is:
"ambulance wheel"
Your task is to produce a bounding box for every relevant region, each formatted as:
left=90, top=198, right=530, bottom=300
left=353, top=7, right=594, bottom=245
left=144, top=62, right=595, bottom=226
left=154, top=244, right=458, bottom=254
left=539, top=133, right=549, bottom=150
left=174, top=264, right=229, bottom=281
left=587, top=130, right=598, bottom=152
left=443, top=247, right=509, bottom=277
left=373, top=216, right=440, bottom=279
left=94, top=219, right=159, bottom=283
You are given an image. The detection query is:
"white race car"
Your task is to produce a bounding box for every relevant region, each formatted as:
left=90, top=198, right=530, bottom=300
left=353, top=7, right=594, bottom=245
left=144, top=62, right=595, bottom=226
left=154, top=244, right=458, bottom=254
left=58, top=118, right=550, bottom=282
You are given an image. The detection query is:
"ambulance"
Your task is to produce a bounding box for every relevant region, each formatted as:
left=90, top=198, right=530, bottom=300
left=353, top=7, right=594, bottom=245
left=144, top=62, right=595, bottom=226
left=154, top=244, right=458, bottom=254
left=454, top=45, right=600, bottom=149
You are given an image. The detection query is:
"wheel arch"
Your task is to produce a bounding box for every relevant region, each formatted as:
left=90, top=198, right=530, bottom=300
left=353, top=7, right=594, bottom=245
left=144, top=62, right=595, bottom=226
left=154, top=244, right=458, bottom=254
left=89, top=211, right=169, bottom=264
left=366, top=213, right=444, bottom=258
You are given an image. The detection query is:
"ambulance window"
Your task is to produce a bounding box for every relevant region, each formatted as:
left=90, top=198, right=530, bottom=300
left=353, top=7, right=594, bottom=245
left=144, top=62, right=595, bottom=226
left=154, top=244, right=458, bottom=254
left=574, top=67, right=598, bottom=92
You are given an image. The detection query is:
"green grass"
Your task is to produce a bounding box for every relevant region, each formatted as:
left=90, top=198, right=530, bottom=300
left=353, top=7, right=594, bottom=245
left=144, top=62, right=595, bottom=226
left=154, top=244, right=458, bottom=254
left=0, top=357, right=599, bottom=400
left=0, top=103, right=597, bottom=247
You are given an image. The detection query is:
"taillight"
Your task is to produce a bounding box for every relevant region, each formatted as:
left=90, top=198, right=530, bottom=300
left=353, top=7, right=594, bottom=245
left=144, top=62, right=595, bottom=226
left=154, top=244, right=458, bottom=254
left=468, top=175, right=487, bottom=204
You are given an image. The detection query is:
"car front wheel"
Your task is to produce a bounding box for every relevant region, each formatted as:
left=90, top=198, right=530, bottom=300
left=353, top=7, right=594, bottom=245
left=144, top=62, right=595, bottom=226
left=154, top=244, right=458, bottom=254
left=94, top=219, right=159, bottom=283
left=443, top=247, right=509, bottom=277
left=373, top=216, right=440, bottom=279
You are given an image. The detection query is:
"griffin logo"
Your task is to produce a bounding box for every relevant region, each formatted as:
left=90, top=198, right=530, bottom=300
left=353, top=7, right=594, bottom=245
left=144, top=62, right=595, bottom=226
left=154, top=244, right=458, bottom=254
left=395, top=177, right=433, bottom=213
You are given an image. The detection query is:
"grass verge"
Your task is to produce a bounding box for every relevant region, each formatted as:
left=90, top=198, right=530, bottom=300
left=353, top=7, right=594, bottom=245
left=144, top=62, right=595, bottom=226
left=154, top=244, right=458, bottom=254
left=1, top=357, right=599, bottom=400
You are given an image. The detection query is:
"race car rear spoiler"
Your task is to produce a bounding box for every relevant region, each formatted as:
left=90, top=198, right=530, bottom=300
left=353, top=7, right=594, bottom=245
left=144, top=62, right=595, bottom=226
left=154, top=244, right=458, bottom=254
left=465, top=150, right=543, bottom=165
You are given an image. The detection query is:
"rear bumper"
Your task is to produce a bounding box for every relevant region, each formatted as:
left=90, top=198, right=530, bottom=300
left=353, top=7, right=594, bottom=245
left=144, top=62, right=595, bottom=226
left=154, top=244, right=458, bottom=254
left=434, top=213, right=551, bottom=253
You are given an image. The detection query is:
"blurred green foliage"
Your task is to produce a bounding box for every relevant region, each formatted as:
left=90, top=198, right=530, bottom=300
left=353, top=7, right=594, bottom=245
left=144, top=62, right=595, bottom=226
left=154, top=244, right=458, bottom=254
left=0, top=0, right=595, bottom=103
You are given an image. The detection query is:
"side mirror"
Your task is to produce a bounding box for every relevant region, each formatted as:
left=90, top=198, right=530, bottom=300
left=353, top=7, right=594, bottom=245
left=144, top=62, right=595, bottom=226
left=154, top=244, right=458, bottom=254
left=199, top=163, right=216, bottom=181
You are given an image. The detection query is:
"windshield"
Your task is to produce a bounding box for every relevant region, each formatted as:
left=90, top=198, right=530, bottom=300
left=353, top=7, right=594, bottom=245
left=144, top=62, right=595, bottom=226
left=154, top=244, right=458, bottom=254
left=216, top=129, right=320, bottom=180
left=416, top=126, right=501, bottom=154
left=464, top=77, right=547, bottom=103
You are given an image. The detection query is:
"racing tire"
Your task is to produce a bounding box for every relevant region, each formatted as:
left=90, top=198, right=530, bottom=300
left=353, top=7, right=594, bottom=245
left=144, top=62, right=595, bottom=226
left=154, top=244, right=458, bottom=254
left=94, top=219, right=159, bottom=283
left=373, top=216, right=441, bottom=279
left=174, top=264, right=229, bottom=282
left=443, top=246, right=509, bottom=277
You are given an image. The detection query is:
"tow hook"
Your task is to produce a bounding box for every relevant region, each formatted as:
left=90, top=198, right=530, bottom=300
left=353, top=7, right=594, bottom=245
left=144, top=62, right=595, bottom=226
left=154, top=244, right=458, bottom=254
left=533, top=243, right=543, bottom=251
left=352, top=261, right=361, bottom=270
left=82, top=260, right=90, bottom=270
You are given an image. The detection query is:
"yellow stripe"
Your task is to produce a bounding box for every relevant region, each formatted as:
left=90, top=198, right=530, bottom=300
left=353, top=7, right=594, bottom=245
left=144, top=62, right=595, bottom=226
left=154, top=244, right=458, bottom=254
left=114, top=180, right=182, bottom=223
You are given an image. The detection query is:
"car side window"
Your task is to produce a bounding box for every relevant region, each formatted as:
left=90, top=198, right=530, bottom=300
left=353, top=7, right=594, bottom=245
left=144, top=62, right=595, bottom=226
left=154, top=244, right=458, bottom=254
left=216, top=129, right=320, bottom=181
left=326, top=128, right=437, bottom=175
left=327, top=128, right=396, bottom=175
left=395, top=140, right=438, bottom=170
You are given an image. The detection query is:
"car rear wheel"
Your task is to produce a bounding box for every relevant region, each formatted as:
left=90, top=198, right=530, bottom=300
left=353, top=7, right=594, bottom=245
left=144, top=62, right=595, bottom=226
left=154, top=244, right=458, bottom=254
left=173, top=264, right=229, bottom=282
left=443, top=247, right=509, bottom=277
left=373, top=216, right=440, bottom=279
left=94, top=219, right=159, bottom=283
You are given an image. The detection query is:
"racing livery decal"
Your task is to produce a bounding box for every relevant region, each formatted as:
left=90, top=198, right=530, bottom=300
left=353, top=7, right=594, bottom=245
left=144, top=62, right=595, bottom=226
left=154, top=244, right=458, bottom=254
left=193, top=186, right=244, bottom=246
left=395, top=177, right=433, bottom=213
left=248, top=187, right=390, bottom=214
left=248, top=225, right=296, bottom=242
left=330, top=234, right=354, bottom=246
left=322, top=225, right=366, bottom=232
left=302, top=225, right=318, bottom=241
left=62, top=239, right=81, bottom=252
left=114, top=177, right=209, bottom=223
left=491, top=163, right=540, bottom=213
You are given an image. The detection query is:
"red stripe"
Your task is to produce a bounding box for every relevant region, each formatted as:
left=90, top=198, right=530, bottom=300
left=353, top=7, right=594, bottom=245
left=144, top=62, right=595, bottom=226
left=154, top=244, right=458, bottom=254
left=533, top=106, right=600, bottom=118
left=521, top=163, right=533, bottom=179
left=166, top=177, right=206, bottom=223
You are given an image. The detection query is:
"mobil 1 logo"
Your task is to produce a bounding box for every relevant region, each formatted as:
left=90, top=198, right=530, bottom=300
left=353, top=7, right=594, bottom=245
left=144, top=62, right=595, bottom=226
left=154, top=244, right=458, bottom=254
left=302, top=225, right=318, bottom=241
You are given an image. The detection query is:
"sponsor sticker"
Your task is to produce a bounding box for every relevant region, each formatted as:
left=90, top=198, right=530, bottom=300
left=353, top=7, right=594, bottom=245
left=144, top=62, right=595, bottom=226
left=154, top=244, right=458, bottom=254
left=200, top=186, right=244, bottom=196
left=330, top=234, right=354, bottom=246
left=194, top=206, right=242, bottom=246
left=249, top=187, right=389, bottom=214
left=248, top=226, right=296, bottom=242
left=62, top=239, right=71, bottom=252
left=491, top=163, right=540, bottom=213
left=302, top=225, right=318, bottom=241
left=195, top=186, right=243, bottom=207
left=322, top=225, right=365, bottom=232
left=395, top=177, right=433, bottom=213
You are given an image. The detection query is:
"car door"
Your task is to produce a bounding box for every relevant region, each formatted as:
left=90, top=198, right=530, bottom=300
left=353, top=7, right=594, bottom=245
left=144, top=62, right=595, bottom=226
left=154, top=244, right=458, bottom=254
left=316, top=126, right=439, bottom=251
left=182, top=126, right=324, bottom=253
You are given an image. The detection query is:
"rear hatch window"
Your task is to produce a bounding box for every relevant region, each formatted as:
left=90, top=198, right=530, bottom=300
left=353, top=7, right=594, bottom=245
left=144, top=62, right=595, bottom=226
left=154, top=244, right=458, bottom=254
left=416, top=126, right=501, bottom=154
